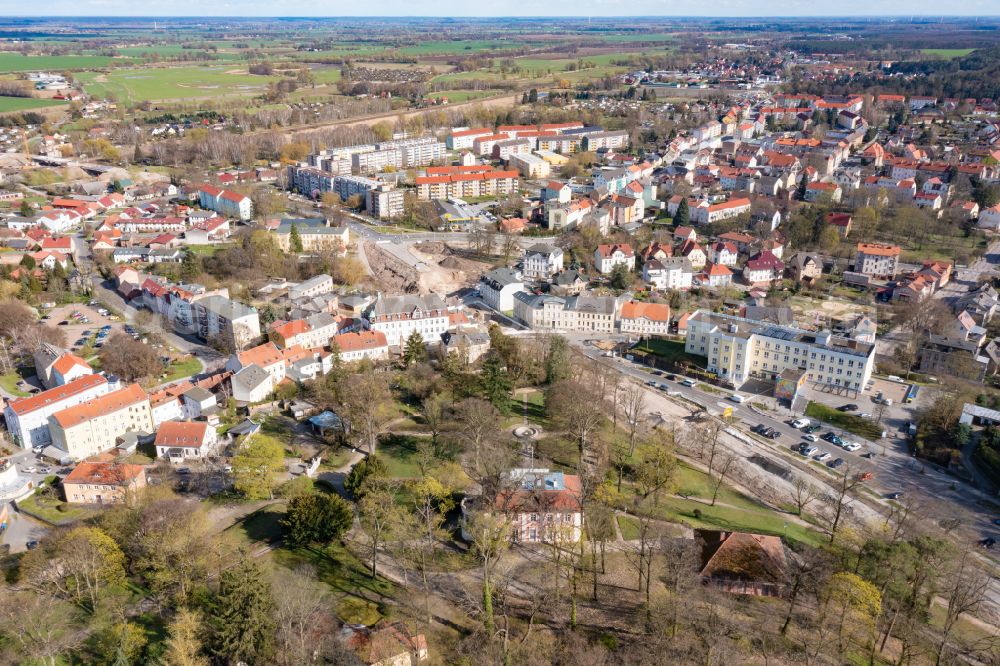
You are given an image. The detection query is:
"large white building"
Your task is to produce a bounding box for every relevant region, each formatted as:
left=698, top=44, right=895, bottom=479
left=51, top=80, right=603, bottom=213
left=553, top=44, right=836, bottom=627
left=366, top=294, right=450, bottom=348
left=684, top=310, right=876, bottom=391
left=198, top=185, right=253, bottom=221
left=479, top=268, right=525, bottom=312
left=522, top=244, right=564, bottom=280
left=513, top=293, right=620, bottom=333
left=4, top=374, right=110, bottom=448
left=48, top=383, right=153, bottom=460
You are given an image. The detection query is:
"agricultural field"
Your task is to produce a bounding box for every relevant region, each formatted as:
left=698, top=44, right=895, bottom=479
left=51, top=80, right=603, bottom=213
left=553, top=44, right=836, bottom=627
left=76, top=65, right=282, bottom=104
left=921, top=48, right=976, bottom=59
left=425, top=89, right=495, bottom=102
left=396, top=39, right=527, bottom=55
left=0, top=96, right=69, bottom=113
left=0, top=52, right=123, bottom=72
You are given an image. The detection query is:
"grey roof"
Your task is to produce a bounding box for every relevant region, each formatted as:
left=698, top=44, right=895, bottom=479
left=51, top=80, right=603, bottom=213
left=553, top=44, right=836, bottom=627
left=553, top=269, right=585, bottom=285
left=228, top=418, right=261, bottom=437
left=526, top=243, right=561, bottom=257
left=480, top=268, right=523, bottom=289
left=232, top=364, right=270, bottom=392
left=289, top=274, right=333, bottom=294
left=280, top=217, right=328, bottom=229
left=196, top=294, right=258, bottom=321
left=570, top=294, right=618, bottom=315
left=183, top=386, right=214, bottom=403
left=370, top=294, right=446, bottom=318
left=305, top=312, right=338, bottom=329
left=442, top=330, right=490, bottom=347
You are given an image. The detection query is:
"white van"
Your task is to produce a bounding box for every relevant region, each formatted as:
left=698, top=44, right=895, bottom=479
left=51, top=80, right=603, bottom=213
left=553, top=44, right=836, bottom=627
left=728, top=394, right=746, bottom=404
left=680, top=378, right=697, bottom=388
left=791, top=418, right=810, bottom=429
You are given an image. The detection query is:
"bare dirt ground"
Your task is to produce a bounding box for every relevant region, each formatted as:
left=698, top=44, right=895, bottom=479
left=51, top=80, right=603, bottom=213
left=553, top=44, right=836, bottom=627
left=410, top=241, right=492, bottom=295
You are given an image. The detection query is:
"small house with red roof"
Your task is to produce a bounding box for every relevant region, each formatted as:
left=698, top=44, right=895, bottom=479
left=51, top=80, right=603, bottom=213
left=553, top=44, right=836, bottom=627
left=743, top=250, right=784, bottom=286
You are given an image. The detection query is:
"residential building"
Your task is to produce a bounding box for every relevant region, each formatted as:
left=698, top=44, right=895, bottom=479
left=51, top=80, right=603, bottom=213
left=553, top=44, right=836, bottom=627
left=582, top=130, right=629, bottom=151
left=701, top=262, right=735, bottom=288
left=288, top=274, right=335, bottom=301
left=522, top=244, right=564, bottom=280
left=854, top=243, right=901, bottom=279
left=48, top=384, right=153, bottom=460
left=198, top=185, right=253, bottom=221
left=461, top=468, right=583, bottom=544
left=478, top=268, right=525, bottom=312
left=513, top=292, right=619, bottom=332
left=343, top=621, right=429, bottom=666
left=332, top=331, right=390, bottom=363
left=619, top=300, right=671, bottom=337
left=594, top=243, right=635, bottom=274
left=226, top=342, right=288, bottom=385
left=786, top=253, right=823, bottom=284
left=33, top=344, right=93, bottom=389
left=190, top=295, right=262, bottom=351
left=63, top=460, right=147, bottom=505
left=685, top=310, right=876, bottom=391
left=643, top=258, right=694, bottom=291
left=366, top=294, right=449, bottom=348
left=508, top=153, right=551, bottom=179
left=4, top=374, right=110, bottom=448
left=441, top=329, right=491, bottom=364
left=414, top=168, right=519, bottom=201
left=273, top=218, right=350, bottom=253
left=707, top=241, right=738, bottom=267
left=743, top=251, right=784, bottom=286
left=270, top=313, right=338, bottom=350
left=231, top=365, right=273, bottom=403
left=154, top=421, right=218, bottom=463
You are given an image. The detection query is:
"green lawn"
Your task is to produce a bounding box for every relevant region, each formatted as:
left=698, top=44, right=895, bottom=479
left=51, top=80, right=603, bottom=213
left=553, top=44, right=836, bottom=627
left=0, top=53, right=121, bottom=72
left=0, top=369, right=30, bottom=397
left=235, top=503, right=398, bottom=626
left=646, top=494, right=826, bottom=548
left=377, top=434, right=432, bottom=478
left=805, top=402, right=882, bottom=440
left=632, top=338, right=705, bottom=368
left=159, top=356, right=203, bottom=385
left=617, top=514, right=640, bottom=540
left=921, top=48, right=975, bottom=59
left=0, top=96, right=69, bottom=113
left=184, top=243, right=233, bottom=256
left=18, top=492, right=96, bottom=525
left=425, top=89, right=495, bottom=103
left=77, top=65, right=283, bottom=105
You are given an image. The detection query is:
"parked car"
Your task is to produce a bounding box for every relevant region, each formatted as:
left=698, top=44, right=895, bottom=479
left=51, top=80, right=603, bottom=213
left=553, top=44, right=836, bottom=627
left=885, top=492, right=903, bottom=500
left=805, top=424, right=823, bottom=434
left=25, top=540, right=39, bottom=550
left=728, top=394, right=746, bottom=404
left=842, top=442, right=862, bottom=452
left=814, top=451, right=832, bottom=462
left=980, top=537, right=996, bottom=550
left=838, top=404, right=859, bottom=412
left=801, top=446, right=819, bottom=457
left=802, top=434, right=818, bottom=442
left=829, top=458, right=846, bottom=469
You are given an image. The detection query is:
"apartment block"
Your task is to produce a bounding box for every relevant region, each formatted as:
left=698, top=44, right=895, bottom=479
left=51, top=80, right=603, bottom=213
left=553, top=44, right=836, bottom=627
left=685, top=310, right=875, bottom=391
left=854, top=243, right=901, bottom=279
left=4, top=374, right=110, bottom=448
left=48, top=383, right=153, bottom=460
left=508, top=153, right=551, bottom=179
left=366, top=294, right=450, bottom=348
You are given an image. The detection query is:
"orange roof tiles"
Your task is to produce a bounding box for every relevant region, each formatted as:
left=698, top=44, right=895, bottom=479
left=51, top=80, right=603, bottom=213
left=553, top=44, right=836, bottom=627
left=857, top=242, right=901, bottom=257
left=620, top=300, right=670, bottom=322
left=51, top=352, right=91, bottom=377
left=51, top=383, right=147, bottom=429
left=154, top=421, right=210, bottom=448
left=333, top=330, right=388, bottom=353
left=6, top=374, right=107, bottom=416
left=64, top=460, right=145, bottom=486
left=236, top=342, right=284, bottom=368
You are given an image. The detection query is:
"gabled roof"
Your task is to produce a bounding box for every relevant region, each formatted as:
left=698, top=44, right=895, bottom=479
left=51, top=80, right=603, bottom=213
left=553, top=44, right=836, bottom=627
left=236, top=342, right=285, bottom=369
left=6, top=374, right=107, bottom=416
left=50, top=383, right=147, bottom=429
left=620, top=300, right=670, bottom=322
left=154, top=421, right=210, bottom=448
left=64, top=460, right=145, bottom=486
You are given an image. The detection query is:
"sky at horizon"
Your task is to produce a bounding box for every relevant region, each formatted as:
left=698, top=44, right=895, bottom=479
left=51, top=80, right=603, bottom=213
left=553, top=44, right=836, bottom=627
left=5, top=0, right=1000, bottom=18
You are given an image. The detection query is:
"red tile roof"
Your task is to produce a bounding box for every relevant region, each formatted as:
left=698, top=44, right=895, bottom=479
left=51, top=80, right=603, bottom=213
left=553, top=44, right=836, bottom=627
left=50, top=383, right=147, bottom=429
left=64, top=460, right=145, bottom=486
left=154, top=421, right=210, bottom=448
left=6, top=374, right=107, bottom=416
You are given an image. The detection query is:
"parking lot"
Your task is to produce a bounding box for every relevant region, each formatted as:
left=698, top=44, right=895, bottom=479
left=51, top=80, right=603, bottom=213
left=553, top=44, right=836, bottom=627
left=42, top=302, right=128, bottom=355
